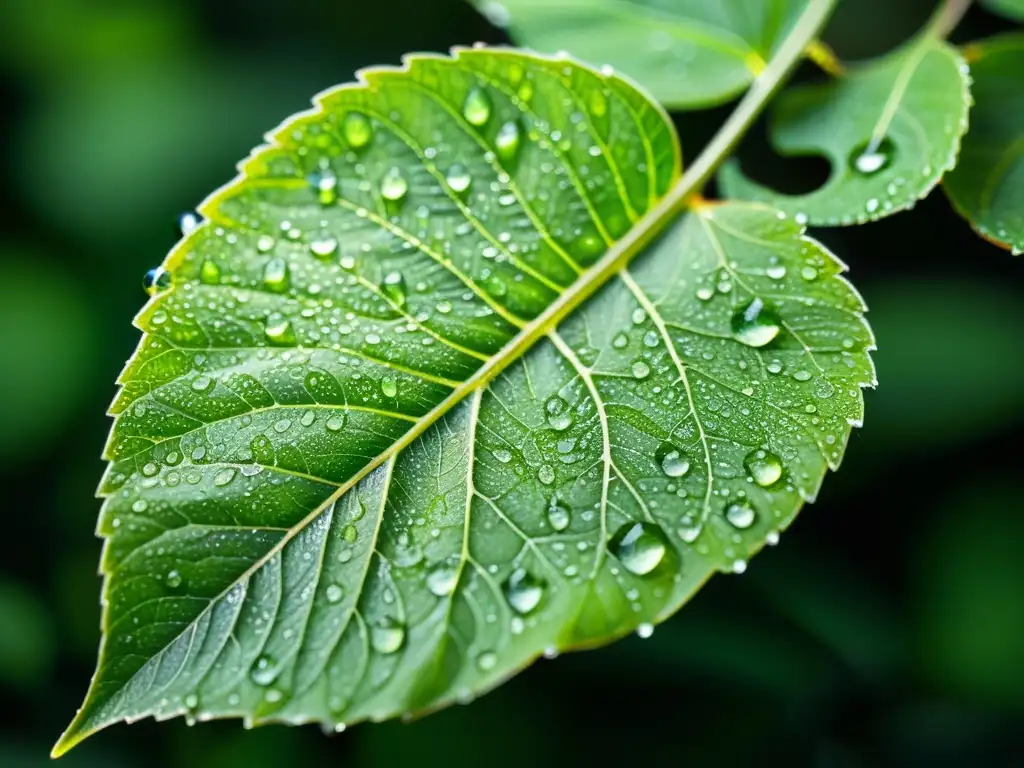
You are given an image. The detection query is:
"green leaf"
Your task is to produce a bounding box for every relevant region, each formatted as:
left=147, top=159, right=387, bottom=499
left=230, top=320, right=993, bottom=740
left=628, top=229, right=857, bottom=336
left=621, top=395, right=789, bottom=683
left=944, top=34, right=1024, bottom=255
left=470, top=0, right=809, bottom=109
left=980, top=0, right=1024, bottom=21
left=56, top=47, right=872, bottom=754
left=719, top=36, right=970, bottom=225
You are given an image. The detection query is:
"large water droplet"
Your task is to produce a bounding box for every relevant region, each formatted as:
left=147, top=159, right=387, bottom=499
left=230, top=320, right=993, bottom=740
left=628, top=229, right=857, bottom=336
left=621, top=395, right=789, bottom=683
left=344, top=111, right=373, bottom=149
left=427, top=562, right=459, bottom=596
left=608, top=522, right=668, bottom=576
left=199, top=260, right=221, bottom=284
left=381, top=271, right=407, bottom=307
left=381, top=376, right=398, bottom=398
left=850, top=137, right=895, bottom=176
left=656, top=442, right=690, bottom=478
left=263, top=258, right=289, bottom=292
left=142, top=267, right=172, bottom=297
left=250, top=655, right=278, bottom=686
left=503, top=567, right=545, bottom=614
left=264, top=313, right=296, bottom=345
left=631, top=361, right=651, bottom=379
left=731, top=298, right=780, bottom=347
left=213, top=468, right=237, bottom=487
left=446, top=163, right=472, bottom=194
left=165, top=569, right=182, bottom=588
left=725, top=501, right=756, bottom=529
left=544, top=394, right=573, bottom=431
left=477, top=651, right=497, bottom=671
left=744, top=449, right=783, bottom=487
left=547, top=497, right=571, bottom=532
left=495, top=120, right=520, bottom=161
left=463, top=86, right=492, bottom=126
left=371, top=616, right=405, bottom=654
left=325, top=584, right=344, bottom=603
left=310, top=236, right=338, bottom=258
left=178, top=211, right=201, bottom=237
left=309, top=170, right=338, bottom=205
left=381, top=167, right=408, bottom=202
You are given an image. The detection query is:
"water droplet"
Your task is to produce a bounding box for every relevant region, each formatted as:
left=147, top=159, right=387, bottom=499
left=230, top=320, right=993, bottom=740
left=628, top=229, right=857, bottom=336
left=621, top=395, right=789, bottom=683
left=492, top=448, right=512, bottom=463
left=850, top=138, right=895, bottom=176
left=547, top=497, right=571, bottom=531
left=725, top=501, right=756, bottom=529
left=343, top=111, right=373, bottom=149
left=381, top=271, right=407, bottom=306
left=256, top=234, right=276, bottom=253
left=213, top=468, right=237, bottom=487
left=191, top=374, right=214, bottom=393
left=588, top=88, right=608, bottom=117
left=381, top=376, right=398, bottom=398
left=446, top=163, right=472, bottom=194
left=427, top=562, right=459, bottom=596
left=636, top=622, right=654, bottom=639
left=744, top=450, right=783, bottom=487
left=696, top=286, right=714, bottom=301
left=544, top=394, right=572, bottom=431
left=142, top=267, right=172, bottom=297
left=250, top=655, right=278, bottom=686
left=656, top=443, right=690, bottom=477
left=183, top=692, right=199, bottom=709
left=800, top=266, right=818, bottom=281
left=631, top=361, right=650, bottom=379
left=495, top=120, right=520, bottom=160
left=503, top=568, right=545, bottom=614
left=766, top=264, right=786, bottom=280
left=264, top=313, right=295, bottom=345
left=477, top=651, right=497, bottom=671
left=310, top=236, right=339, bottom=258
left=200, top=260, right=221, bottom=284
left=609, top=522, right=668, bottom=576
left=612, top=332, right=628, bottom=349
left=381, top=167, right=408, bottom=202
left=731, top=298, right=780, bottom=347
left=463, top=86, right=492, bottom=126
left=326, top=413, right=346, bottom=432
left=537, top=464, right=555, bottom=485
left=178, top=212, right=201, bottom=237
left=370, top=616, right=405, bottom=654
left=309, top=170, right=338, bottom=205
left=325, top=584, right=344, bottom=603
left=165, top=569, right=182, bottom=588
left=263, top=258, right=289, bottom=292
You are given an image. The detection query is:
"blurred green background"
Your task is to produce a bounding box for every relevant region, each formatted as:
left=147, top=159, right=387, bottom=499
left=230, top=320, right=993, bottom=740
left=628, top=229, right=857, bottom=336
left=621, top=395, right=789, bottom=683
left=1, top=0, right=1022, bottom=765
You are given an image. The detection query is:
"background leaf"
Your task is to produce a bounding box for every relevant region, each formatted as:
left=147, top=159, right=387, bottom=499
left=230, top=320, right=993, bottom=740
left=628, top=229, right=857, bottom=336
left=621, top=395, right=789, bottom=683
left=469, top=0, right=809, bottom=109
left=719, top=36, right=970, bottom=225
left=980, top=0, right=1024, bottom=21
left=57, top=44, right=873, bottom=753
left=943, top=34, right=1024, bottom=255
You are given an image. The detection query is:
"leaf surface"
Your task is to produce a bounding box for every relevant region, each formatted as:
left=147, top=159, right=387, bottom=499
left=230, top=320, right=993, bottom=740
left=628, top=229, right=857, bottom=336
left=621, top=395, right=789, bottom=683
left=57, top=48, right=873, bottom=754
left=980, top=0, right=1024, bottom=21
left=944, top=34, right=1024, bottom=254
left=470, top=0, right=809, bottom=108
left=719, top=36, right=970, bottom=225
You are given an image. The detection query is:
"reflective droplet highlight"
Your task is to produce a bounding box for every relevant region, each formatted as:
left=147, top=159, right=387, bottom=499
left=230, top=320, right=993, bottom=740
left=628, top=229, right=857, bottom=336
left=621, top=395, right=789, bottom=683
left=344, top=111, right=373, bottom=149
left=143, top=267, right=172, bottom=297
left=744, top=449, right=783, bottom=487
left=608, top=522, right=668, bottom=576
left=547, top=497, right=571, bottom=532
left=381, top=271, right=407, bottom=307
left=503, top=567, right=545, bottom=614
left=725, top=501, right=756, bottom=529
left=850, top=137, right=895, bottom=176
left=463, top=86, right=492, bottom=126
left=371, top=616, right=405, bottom=654
left=264, top=313, right=296, bottom=345
left=381, top=167, right=408, bottom=202
left=656, top=443, right=690, bottom=478
left=427, top=562, right=459, bottom=596
left=544, top=394, right=572, bottom=431
left=263, top=258, right=289, bottom=292
left=495, top=120, right=520, bottom=160
left=446, top=163, right=472, bottom=194
left=731, top=298, right=781, bottom=347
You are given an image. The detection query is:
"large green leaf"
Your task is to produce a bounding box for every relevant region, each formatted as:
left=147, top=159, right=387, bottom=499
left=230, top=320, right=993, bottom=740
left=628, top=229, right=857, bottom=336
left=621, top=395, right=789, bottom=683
left=470, top=0, right=808, bottom=109
left=980, top=0, right=1024, bottom=21
left=56, top=48, right=873, bottom=754
left=944, top=34, right=1024, bottom=255
left=720, top=36, right=970, bottom=225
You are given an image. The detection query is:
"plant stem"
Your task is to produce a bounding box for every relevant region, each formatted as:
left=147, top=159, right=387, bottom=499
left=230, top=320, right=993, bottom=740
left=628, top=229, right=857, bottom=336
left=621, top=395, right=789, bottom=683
left=925, top=0, right=974, bottom=39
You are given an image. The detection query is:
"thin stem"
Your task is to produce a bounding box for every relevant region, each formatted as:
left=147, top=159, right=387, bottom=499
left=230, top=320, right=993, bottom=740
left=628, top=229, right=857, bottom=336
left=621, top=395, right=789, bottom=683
left=925, top=0, right=974, bottom=39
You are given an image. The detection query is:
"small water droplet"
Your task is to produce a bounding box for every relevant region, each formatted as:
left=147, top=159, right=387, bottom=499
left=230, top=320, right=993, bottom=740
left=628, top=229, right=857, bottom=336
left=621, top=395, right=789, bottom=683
left=463, top=86, right=492, bottom=126
left=427, top=562, right=459, bottom=596
left=503, top=568, right=545, bottom=614
left=309, top=170, right=338, bottom=205
left=381, top=271, right=407, bottom=306
left=446, top=163, right=472, bottom=194
left=250, top=655, right=278, bottom=686
left=310, top=236, right=339, bottom=258
left=381, top=376, right=398, bottom=398
left=477, top=651, right=497, bottom=671
left=178, top=212, right=201, bottom=237
left=326, top=413, right=347, bottom=432
left=744, top=449, right=783, bottom=487
left=165, top=569, right=182, bottom=588
left=731, top=298, right=781, bottom=347
left=264, top=313, right=295, bottom=345
left=544, top=394, right=573, bottom=430
left=547, top=497, right=571, bottom=531
left=344, top=111, right=373, bottom=149
left=370, top=616, right=405, bottom=654
left=696, top=286, right=714, bottom=301
left=656, top=443, right=690, bottom=478
left=612, top=332, right=628, bottom=349
left=495, top=120, right=520, bottom=160
left=537, top=464, right=555, bottom=485
left=213, top=468, right=237, bottom=487
left=256, top=234, right=276, bottom=253
left=381, top=167, right=408, bottom=202
left=800, top=266, right=818, bottom=281
left=142, top=267, right=172, bottom=297
left=631, top=361, right=650, bottom=379
left=850, top=137, right=895, bottom=176
left=492, top=448, right=512, bottom=463
left=636, top=622, right=654, bottom=639
left=325, top=584, right=344, bottom=603
left=766, top=264, right=786, bottom=280
left=263, top=258, right=289, bottom=292
left=609, top=522, right=668, bottom=576
left=183, top=692, right=198, bottom=709
left=191, top=374, right=214, bottom=393
left=200, top=260, right=221, bottom=284
left=725, top=501, right=756, bottom=529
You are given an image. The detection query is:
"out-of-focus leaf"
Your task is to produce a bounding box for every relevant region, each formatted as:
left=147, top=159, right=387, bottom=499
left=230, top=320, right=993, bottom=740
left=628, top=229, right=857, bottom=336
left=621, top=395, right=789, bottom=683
left=915, top=482, right=1024, bottom=709
left=980, top=0, right=1024, bottom=21
left=0, top=580, right=55, bottom=690
left=944, top=34, right=1024, bottom=255
left=720, top=36, right=969, bottom=225
left=859, top=278, right=1024, bottom=453
left=56, top=45, right=873, bottom=754
left=469, top=0, right=809, bottom=108
left=0, top=255, right=99, bottom=462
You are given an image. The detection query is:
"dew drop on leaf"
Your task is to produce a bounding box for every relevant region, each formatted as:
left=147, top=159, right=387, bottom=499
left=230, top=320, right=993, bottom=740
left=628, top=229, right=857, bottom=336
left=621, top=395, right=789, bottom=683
left=264, top=313, right=295, bottom=345
left=544, top=394, right=572, bottom=430
left=850, top=137, right=895, bottom=176
left=381, top=271, right=407, bottom=307
left=343, top=111, right=373, bottom=149
left=326, top=413, right=346, bottom=432
left=503, top=568, right=545, bottom=614
left=325, top=584, right=344, bottom=604
left=199, top=260, right=221, bottom=284
left=495, top=120, right=521, bottom=161
left=371, top=617, right=405, bottom=654
left=446, top=163, right=472, bottom=194
left=250, top=656, right=278, bottom=686
left=463, top=86, right=492, bottom=126
left=263, top=258, right=289, bottom=292
left=142, top=267, right=172, bottom=297
left=744, top=449, right=783, bottom=487
left=426, top=563, right=459, bottom=596
left=725, top=501, right=756, bottom=529
left=546, top=497, right=571, bottom=532
left=731, top=298, right=780, bottom=347
left=477, top=651, right=497, bottom=671
left=165, top=570, right=182, bottom=589
left=213, top=468, right=237, bottom=487
left=310, top=236, right=339, bottom=259
left=381, top=168, right=409, bottom=202
left=608, top=522, right=668, bottom=575
left=656, top=443, right=690, bottom=478
left=631, top=361, right=650, bottom=379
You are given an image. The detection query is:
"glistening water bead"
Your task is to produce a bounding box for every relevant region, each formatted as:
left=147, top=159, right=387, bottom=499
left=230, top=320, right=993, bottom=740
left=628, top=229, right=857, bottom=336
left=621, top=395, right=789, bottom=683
left=142, top=267, right=172, bottom=296
left=503, top=568, right=545, bottom=614
left=608, top=522, right=668, bottom=576
left=850, top=137, right=895, bottom=176
left=463, top=85, right=492, bottom=126
left=744, top=449, right=783, bottom=487
left=731, top=298, right=781, bottom=347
